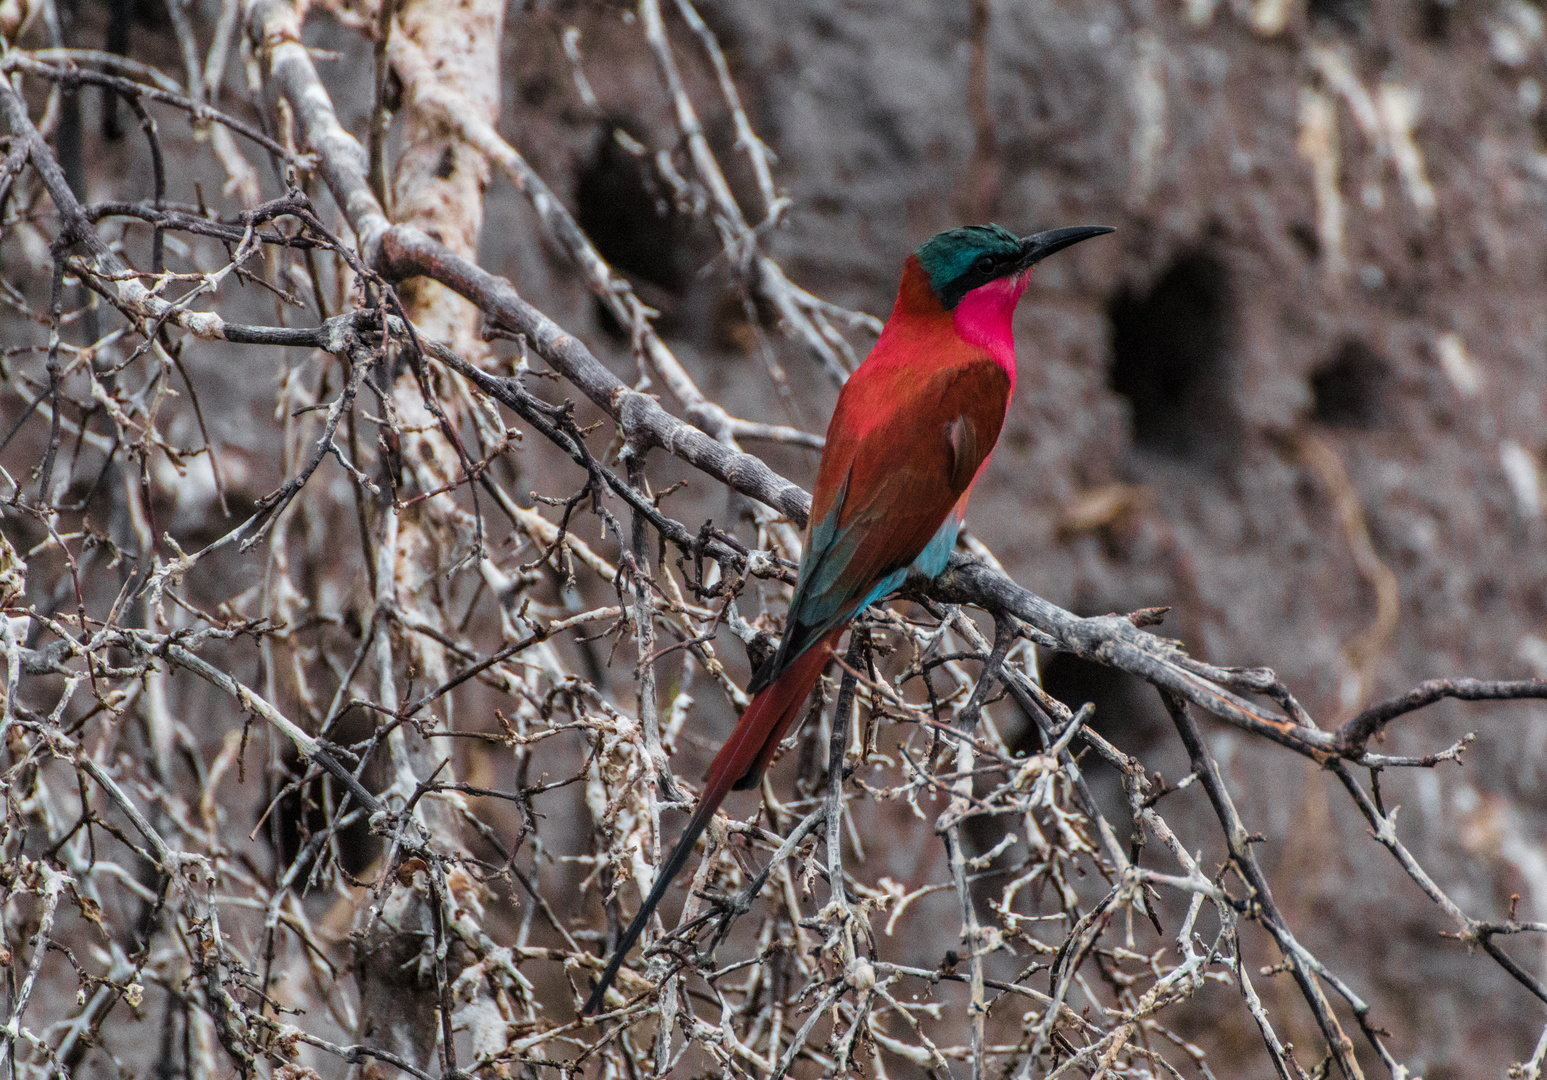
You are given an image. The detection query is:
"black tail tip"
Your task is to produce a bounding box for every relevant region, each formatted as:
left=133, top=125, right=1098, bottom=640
left=730, top=766, right=762, bottom=791
left=581, top=983, right=608, bottom=1017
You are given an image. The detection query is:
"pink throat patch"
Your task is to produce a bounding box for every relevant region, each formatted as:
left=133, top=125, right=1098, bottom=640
left=951, top=272, right=1027, bottom=386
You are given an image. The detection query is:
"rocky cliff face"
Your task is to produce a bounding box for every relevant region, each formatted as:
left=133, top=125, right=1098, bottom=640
left=7, top=0, right=1544, bottom=1073
left=496, top=2, right=1547, bottom=1072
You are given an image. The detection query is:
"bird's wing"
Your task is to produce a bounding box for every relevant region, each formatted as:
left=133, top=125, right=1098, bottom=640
left=751, top=356, right=1010, bottom=690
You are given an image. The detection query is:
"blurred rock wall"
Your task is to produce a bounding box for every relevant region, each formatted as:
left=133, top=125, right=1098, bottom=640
left=19, top=0, right=1546, bottom=1073
left=493, top=2, right=1547, bottom=1073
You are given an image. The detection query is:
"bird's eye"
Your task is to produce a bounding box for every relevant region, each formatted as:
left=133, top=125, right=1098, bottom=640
left=975, top=254, right=996, bottom=273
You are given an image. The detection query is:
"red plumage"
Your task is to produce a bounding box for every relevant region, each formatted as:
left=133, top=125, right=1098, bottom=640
left=809, top=256, right=1015, bottom=560
left=583, top=225, right=1110, bottom=1016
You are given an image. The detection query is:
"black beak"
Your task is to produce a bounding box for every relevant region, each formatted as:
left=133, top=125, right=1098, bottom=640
left=1018, top=225, right=1115, bottom=268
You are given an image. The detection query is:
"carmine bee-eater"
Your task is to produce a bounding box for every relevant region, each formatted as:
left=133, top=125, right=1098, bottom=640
left=583, top=222, right=1113, bottom=1015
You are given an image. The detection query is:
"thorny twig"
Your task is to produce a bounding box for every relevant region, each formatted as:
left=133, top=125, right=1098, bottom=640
left=0, top=6, right=1540, bottom=1080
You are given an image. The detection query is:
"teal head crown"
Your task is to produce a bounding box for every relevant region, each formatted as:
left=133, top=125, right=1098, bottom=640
left=915, top=224, right=1026, bottom=309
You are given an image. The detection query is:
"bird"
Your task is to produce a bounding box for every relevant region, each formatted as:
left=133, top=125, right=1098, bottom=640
left=582, top=222, right=1113, bottom=1016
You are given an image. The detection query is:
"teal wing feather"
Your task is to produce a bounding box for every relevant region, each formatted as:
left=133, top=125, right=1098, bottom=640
left=749, top=358, right=1009, bottom=694
left=748, top=470, right=882, bottom=692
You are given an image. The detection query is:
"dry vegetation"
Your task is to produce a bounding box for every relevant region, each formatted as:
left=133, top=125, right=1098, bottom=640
left=0, top=1, right=1545, bottom=1078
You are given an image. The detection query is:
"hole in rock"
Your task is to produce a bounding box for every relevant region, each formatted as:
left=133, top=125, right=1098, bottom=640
left=1418, top=0, right=1453, bottom=40
left=574, top=119, right=698, bottom=334
left=1036, top=653, right=1171, bottom=759
left=1310, top=339, right=1390, bottom=429
left=1107, top=251, right=1238, bottom=464
left=268, top=707, right=381, bottom=880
